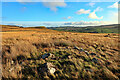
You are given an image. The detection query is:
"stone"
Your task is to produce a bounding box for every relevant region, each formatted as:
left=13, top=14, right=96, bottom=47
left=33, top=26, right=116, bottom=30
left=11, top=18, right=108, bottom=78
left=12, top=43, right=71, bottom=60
left=104, top=34, right=110, bottom=37
left=49, top=53, right=55, bottom=58
left=79, top=48, right=84, bottom=52
left=84, top=51, right=89, bottom=55
left=9, top=67, right=14, bottom=72
left=68, top=55, right=72, bottom=59
left=85, top=69, right=93, bottom=72
left=42, top=53, right=50, bottom=59
left=74, top=46, right=79, bottom=50
left=44, top=62, right=56, bottom=74
left=11, top=60, right=14, bottom=65
left=46, top=62, right=55, bottom=68
left=49, top=67, right=56, bottom=74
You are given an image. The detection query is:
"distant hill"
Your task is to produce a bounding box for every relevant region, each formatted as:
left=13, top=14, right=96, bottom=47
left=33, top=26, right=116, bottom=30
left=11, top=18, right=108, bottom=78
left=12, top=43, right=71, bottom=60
left=48, top=24, right=119, bottom=33
left=1, top=25, right=47, bottom=32
left=27, top=26, right=46, bottom=29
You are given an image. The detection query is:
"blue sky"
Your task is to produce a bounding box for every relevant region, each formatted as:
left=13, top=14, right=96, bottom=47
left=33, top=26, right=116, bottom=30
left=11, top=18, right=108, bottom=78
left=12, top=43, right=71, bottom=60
left=1, top=1, right=119, bottom=27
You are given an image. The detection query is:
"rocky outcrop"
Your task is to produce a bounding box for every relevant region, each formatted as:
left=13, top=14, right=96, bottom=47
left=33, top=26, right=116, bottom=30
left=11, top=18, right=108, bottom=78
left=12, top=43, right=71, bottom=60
left=43, top=62, right=56, bottom=74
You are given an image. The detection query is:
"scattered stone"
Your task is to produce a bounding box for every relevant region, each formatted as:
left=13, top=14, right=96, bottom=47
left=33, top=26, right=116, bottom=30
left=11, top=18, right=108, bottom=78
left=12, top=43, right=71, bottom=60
left=46, top=62, right=55, bottom=68
left=49, top=53, right=55, bottom=58
left=42, top=53, right=50, bottom=59
left=68, top=55, right=72, bottom=59
left=92, top=58, right=99, bottom=63
left=85, top=69, right=93, bottom=72
left=79, top=48, right=84, bottom=52
left=44, top=62, right=56, bottom=74
left=49, top=67, right=56, bottom=74
left=9, top=67, right=14, bottom=72
left=11, top=60, right=14, bottom=65
left=84, top=51, right=89, bottom=55
left=104, top=34, right=110, bottom=37
left=74, top=46, right=79, bottom=50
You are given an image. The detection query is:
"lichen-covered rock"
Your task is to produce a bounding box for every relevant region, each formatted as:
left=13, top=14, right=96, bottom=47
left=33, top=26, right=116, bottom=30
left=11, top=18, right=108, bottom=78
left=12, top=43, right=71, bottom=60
left=43, top=62, right=56, bottom=74
left=48, top=67, right=56, bottom=74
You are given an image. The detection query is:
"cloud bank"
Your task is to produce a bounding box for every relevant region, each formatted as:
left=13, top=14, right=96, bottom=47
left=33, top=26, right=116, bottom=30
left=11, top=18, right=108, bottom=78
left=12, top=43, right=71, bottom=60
left=42, top=0, right=67, bottom=11
left=88, top=7, right=103, bottom=19
left=88, top=11, right=103, bottom=19
left=108, top=2, right=118, bottom=8
left=76, top=9, right=90, bottom=15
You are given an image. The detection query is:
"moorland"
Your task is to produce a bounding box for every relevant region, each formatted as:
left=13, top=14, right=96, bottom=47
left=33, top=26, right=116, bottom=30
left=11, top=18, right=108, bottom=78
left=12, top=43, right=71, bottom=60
left=1, top=25, right=120, bottom=80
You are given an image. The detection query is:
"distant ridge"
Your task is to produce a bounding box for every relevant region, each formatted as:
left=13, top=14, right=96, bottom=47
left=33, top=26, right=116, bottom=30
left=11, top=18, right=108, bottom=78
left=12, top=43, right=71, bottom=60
left=1, top=25, right=48, bottom=32
left=48, top=24, right=119, bottom=33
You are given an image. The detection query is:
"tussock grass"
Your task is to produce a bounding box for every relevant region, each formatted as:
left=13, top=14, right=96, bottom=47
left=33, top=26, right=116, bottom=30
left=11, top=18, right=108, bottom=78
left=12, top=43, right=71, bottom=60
left=1, top=25, right=120, bottom=79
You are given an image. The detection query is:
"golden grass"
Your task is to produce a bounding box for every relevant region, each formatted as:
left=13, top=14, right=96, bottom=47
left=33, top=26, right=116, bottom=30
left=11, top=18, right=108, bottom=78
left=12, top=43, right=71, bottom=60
left=1, top=25, right=120, bottom=79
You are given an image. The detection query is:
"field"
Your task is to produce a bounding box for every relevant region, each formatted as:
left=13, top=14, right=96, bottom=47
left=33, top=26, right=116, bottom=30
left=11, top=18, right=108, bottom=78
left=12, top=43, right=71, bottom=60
left=1, top=25, right=120, bottom=79
left=48, top=24, right=119, bottom=33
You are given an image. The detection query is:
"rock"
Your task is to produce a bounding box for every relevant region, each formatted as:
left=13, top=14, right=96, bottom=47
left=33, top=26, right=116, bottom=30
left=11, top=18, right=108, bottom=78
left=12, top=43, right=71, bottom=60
left=45, top=62, right=56, bottom=74
left=68, top=55, right=72, bottom=59
left=79, top=48, right=84, bottom=52
left=49, top=53, right=55, bottom=58
left=74, top=46, right=79, bottom=50
left=90, top=53, right=96, bottom=56
left=46, top=62, right=55, bottom=68
left=104, top=34, right=110, bottom=37
left=84, top=51, right=89, bottom=55
left=85, top=69, right=93, bottom=72
left=92, top=58, right=99, bottom=63
left=9, top=67, right=14, bottom=72
left=11, top=60, right=14, bottom=65
left=49, top=67, right=56, bottom=74
left=42, top=53, right=50, bottom=59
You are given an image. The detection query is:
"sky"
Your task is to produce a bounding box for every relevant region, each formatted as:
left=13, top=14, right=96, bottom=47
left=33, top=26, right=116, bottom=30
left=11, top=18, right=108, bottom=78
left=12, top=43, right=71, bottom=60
left=1, top=1, right=119, bottom=27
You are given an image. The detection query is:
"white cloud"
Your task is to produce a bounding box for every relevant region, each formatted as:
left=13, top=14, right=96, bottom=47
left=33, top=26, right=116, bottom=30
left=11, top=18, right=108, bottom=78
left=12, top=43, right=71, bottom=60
left=16, top=0, right=33, bottom=2
left=76, top=9, right=90, bottom=15
left=108, top=2, right=118, bottom=8
left=64, top=21, right=110, bottom=26
left=88, top=7, right=103, bottom=19
left=42, top=0, right=66, bottom=11
left=16, top=0, right=33, bottom=4
left=88, top=11, right=103, bottom=19
left=88, top=2, right=95, bottom=7
left=16, top=0, right=67, bottom=11
left=94, top=7, right=103, bottom=12
left=62, top=16, right=72, bottom=20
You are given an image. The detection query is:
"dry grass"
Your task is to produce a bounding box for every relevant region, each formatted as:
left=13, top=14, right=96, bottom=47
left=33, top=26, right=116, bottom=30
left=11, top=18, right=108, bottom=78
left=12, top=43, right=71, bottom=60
left=1, top=25, right=120, bottom=79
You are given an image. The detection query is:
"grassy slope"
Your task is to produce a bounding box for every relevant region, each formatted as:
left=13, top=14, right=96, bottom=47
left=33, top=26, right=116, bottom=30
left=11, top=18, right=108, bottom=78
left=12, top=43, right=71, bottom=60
left=48, top=24, right=119, bottom=33
left=1, top=25, right=120, bottom=79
